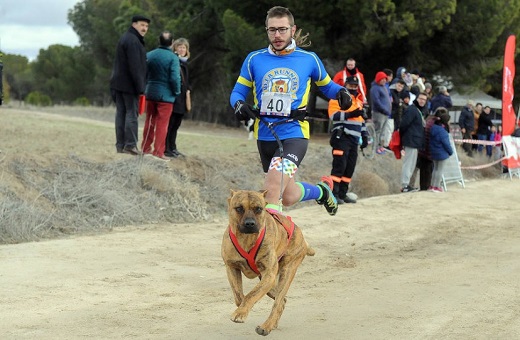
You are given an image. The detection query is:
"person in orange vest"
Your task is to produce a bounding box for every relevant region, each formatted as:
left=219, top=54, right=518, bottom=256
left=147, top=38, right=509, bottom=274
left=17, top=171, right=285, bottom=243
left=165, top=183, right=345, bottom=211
left=327, top=76, right=367, bottom=204
left=332, top=58, right=368, bottom=104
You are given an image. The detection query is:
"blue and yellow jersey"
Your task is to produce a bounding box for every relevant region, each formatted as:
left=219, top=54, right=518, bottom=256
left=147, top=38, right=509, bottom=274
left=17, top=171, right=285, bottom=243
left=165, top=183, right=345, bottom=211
left=230, top=47, right=343, bottom=141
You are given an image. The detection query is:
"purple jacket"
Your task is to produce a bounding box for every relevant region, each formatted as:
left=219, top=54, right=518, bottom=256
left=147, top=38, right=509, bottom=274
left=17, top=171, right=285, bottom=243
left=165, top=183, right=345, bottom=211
left=369, top=81, right=391, bottom=117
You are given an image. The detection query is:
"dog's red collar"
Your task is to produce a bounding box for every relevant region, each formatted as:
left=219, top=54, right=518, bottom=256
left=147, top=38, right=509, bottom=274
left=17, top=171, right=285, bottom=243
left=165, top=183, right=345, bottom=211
left=228, top=228, right=265, bottom=275
left=228, top=210, right=295, bottom=275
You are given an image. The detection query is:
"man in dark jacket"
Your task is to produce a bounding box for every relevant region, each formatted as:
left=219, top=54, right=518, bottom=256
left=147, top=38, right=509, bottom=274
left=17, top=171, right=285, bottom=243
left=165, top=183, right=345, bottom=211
left=476, top=105, right=494, bottom=155
left=110, top=15, right=150, bottom=155
left=141, top=31, right=181, bottom=160
left=458, top=100, right=475, bottom=157
left=429, top=86, right=452, bottom=113
left=399, top=92, right=428, bottom=192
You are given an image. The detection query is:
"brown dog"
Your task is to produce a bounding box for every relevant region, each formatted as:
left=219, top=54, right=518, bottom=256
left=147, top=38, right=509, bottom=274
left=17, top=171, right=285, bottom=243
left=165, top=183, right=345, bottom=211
left=222, top=190, right=315, bottom=336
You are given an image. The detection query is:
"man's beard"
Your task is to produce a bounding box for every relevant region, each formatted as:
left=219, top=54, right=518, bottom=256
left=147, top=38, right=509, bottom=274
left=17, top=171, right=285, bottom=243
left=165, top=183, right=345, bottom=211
left=270, top=37, right=292, bottom=51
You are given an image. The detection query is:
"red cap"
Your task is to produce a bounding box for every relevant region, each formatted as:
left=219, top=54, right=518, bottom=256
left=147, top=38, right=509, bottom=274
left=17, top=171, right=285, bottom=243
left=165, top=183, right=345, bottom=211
left=375, top=71, right=387, bottom=84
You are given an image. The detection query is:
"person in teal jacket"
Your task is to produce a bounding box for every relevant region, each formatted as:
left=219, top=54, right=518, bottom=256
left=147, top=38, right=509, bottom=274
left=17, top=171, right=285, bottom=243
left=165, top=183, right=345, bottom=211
left=141, top=31, right=181, bottom=161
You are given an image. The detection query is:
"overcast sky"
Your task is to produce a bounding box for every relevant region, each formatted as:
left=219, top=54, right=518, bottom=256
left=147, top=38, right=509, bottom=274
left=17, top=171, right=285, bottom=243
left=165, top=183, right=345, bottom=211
left=0, top=0, right=81, bottom=61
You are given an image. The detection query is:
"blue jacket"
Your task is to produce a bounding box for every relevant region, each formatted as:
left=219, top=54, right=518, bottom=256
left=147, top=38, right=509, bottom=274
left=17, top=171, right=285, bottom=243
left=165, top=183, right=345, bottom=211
left=145, top=46, right=181, bottom=103
left=458, top=105, right=474, bottom=131
left=369, top=81, right=391, bottom=116
left=430, top=93, right=452, bottom=113
left=429, top=123, right=453, bottom=160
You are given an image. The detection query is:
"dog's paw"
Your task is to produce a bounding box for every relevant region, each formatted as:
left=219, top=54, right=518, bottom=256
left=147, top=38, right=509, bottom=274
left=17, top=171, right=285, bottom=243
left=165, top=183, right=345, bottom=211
left=256, top=325, right=272, bottom=336
left=231, top=308, right=249, bottom=323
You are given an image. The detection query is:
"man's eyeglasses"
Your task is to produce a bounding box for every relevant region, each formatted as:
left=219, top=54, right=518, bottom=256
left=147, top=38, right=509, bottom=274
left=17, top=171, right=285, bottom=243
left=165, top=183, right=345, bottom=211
left=266, top=27, right=291, bottom=35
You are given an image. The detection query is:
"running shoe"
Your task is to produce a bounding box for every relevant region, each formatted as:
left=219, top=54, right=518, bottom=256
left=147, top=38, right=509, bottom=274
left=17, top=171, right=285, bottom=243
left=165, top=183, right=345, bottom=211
left=316, top=176, right=338, bottom=216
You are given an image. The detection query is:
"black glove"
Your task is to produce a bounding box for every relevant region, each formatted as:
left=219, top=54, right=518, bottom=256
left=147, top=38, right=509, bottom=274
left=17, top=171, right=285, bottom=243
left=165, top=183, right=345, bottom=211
left=361, top=135, right=368, bottom=149
left=349, top=109, right=364, bottom=118
left=361, top=106, right=368, bottom=120
left=337, top=88, right=353, bottom=111
left=234, top=100, right=258, bottom=122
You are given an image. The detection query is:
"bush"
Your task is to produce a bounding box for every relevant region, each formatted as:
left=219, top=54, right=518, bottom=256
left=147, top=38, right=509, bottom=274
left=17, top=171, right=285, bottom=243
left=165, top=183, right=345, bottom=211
left=25, top=91, right=52, bottom=106
left=74, top=97, right=90, bottom=106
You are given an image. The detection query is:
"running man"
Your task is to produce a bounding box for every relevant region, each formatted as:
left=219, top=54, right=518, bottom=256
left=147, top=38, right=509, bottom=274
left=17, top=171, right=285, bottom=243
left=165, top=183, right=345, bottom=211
left=230, top=6, right=354, bottom=216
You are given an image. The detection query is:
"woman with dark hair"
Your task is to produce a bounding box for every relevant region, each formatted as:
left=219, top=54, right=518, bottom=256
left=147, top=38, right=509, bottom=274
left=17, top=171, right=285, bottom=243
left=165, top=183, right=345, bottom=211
left=428, top=107, right=453, bottom=193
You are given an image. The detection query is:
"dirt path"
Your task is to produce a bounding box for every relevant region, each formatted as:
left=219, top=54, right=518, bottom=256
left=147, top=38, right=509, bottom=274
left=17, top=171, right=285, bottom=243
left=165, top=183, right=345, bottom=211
left=2, top=179, right=520, bottom=339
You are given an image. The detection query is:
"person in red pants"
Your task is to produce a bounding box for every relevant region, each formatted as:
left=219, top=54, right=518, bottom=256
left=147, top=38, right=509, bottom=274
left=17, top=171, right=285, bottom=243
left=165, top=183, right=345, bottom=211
left=141, top=31, right=181, bottom=160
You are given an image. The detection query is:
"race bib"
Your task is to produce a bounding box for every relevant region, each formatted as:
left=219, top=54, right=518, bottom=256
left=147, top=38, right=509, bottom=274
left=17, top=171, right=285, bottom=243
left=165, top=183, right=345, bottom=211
left=260, top=92, right=292, bottom=117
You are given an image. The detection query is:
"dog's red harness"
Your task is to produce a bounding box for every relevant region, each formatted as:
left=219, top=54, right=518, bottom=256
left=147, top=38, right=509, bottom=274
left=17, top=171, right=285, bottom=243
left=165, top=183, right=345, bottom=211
left=228, top=209, right=295, bottom=275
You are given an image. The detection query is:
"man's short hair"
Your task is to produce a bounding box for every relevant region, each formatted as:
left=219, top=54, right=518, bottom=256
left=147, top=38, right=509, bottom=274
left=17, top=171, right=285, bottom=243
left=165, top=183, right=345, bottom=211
left=383, top=68, right=393, bottom=76
left=159, top=31, right=173, bottom=47
left=265, top=6, right=294, bottom=26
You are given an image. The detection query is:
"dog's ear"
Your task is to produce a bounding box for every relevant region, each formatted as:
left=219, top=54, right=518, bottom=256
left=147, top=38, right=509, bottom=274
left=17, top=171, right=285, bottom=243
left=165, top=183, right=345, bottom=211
left=259, top=189, right=268, bottom=197
left=228, top=190, right=237, bottom=206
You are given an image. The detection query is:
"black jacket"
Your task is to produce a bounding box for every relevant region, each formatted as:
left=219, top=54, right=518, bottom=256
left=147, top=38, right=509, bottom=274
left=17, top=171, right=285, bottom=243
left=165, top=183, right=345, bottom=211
left=173, top=59, right=190, bottom=114
left=458, top=106, right=475, bottom=131
left=477, top=112, right=493, bottom=136
left=110, top=26, right=147, bottom=95
left=400, top=101, right=425, bottom=149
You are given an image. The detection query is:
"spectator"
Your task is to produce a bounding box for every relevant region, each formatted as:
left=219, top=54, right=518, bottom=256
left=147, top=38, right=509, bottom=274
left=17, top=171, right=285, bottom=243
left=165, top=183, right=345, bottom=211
left=410, top=70, right=425, bottom=92
left=384, top=68, right=394, bottom=102
left=410, top=99, right=436, bottom=191
left=493, top=125, right=503, bottom=160
left=384, top=68, right=394, bottom=84
left=327, top=76, right=367, bottom=204
left=424, top=82, right=433, bottom=99
left=472, top=102, right=483, bottom=152
left=428, top=108, right=453, bottom=192
left=390, top=79, right=406, bottom=130
left=400, top=92, right=429, bottom=192
left=430, top=86, right=452, bottom=113
left=395, top=89, right=411, bottom=130
left=458, top=100, right=475, bottom=157
left=332, top=58, right=368, bottom=103
left=409, top=84, right=421, bottom=103
left=370, top=71, right=392, bottom=154
left=392, top=66, right=413, bottom=89
left=424, top=82, right=433, bottom=112
left=477, top=105, right=494, bottom=156
left=165, top=37, right=191, bottom=158
left=141, top=31, right=181, bottom=160
left=110, top=15, right=150, bottom=155
left=391, top=67, right=406, bottom=86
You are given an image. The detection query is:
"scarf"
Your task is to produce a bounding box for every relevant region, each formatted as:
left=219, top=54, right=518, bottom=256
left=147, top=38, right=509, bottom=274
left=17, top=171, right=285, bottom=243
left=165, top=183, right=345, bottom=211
left=268, top=38, right=296, bottom=56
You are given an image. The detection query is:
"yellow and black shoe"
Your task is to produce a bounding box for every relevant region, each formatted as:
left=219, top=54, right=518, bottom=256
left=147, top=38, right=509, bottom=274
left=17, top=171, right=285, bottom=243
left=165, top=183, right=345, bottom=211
left=316, top=176, right=338, bottom=216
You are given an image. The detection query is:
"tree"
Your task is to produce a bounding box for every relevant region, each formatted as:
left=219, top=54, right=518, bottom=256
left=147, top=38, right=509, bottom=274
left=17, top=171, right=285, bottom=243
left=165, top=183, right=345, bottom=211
left=31, top=45, right=95, bottom=103
left=2, top=54, right=32, bottom=102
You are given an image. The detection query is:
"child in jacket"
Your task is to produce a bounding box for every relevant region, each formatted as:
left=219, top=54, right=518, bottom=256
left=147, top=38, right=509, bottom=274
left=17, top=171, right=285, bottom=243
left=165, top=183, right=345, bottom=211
left=429, top=108, right=453, bottom=192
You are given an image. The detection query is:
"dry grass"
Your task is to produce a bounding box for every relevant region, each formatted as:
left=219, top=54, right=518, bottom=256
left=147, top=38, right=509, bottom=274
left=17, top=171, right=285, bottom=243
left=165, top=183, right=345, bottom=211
left=0, top=106, right=503, bottom=244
